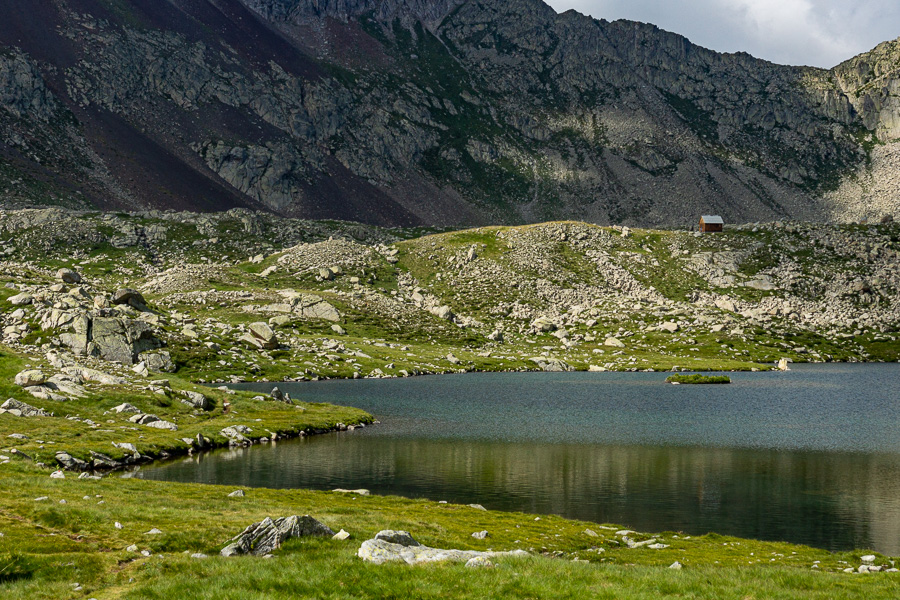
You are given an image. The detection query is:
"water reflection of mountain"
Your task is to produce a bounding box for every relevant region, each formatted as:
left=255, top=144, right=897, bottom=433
left=144, top=366, right=900, bottom=553
left=141, top=436, right=900, bottom=554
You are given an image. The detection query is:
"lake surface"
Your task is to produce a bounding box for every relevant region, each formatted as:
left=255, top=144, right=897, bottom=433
left=136, top=364, right=900, bottom=553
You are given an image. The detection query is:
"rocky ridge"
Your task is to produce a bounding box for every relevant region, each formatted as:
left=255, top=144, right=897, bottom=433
left=0, top=1, right=897, bottom=225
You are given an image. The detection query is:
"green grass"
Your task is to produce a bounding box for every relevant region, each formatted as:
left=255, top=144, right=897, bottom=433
left=665, top=374, right=732, bottom=384
left=1, top=461, right=898, bottom=599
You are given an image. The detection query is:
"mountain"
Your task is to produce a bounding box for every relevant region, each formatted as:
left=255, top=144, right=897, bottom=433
left=0, top=0, right=897, bottom=226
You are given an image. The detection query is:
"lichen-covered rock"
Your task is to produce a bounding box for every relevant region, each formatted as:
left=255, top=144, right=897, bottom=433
left=248, top=322, right=278, bottom=348
left=129, top=413, right=160, bottom=425
left=112, top=289, right=147, bottom=308
left=604, top=337, right=626, bottom=348
left=139, top=350, right=176, bottom=373
left=63, top=366, right=126, bottom=386
left=144, top=420, right=178, bottom=431
left=529, top=357, right=573, bottom=372
left=221, top=515, right=335, bottom=557
left=8, top=293, right=33, bottom=306
left=292, top=294, right=341, bottom=322
left=221, top=425, right=252, bottom=443
left=14, top=370, right=46, bottom=387
left=60, top=314, right=163, bottom=365
left=55, top=451, right=91, bottom=471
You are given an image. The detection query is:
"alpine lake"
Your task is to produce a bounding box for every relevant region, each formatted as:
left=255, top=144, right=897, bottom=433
left=135, top=364, right=900, bottom=554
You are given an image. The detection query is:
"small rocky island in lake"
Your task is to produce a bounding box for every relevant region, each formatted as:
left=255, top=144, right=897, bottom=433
left=666, top=374, right=732, bottom=384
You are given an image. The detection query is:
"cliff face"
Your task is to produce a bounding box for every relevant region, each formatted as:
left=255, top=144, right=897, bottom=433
left=0, top=0, right=897, bottom=226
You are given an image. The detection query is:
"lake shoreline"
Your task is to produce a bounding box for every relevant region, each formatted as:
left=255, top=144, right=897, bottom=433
left=140, top=365, right=900, bottom=555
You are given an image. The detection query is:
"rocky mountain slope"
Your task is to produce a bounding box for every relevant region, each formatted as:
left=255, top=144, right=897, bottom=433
left=1, top=208, right=897, bottom=393
left=0, top=0, right=898, bottom=226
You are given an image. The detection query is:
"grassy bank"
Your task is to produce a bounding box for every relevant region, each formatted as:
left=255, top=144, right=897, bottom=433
left=1, top=461, right=898, bottom=599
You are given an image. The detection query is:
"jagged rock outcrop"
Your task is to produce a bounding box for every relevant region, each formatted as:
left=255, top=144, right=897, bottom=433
left=0, top=50, right=58, bottom=122
left=0, top=0, right=897, bottom=225
left=0, top=398, right=52, bottom=418
left=221, top=515, right=335, bottom=556
left=833, top=39, right=900, bottom=140
left=60, top=313, right=163, bottom=365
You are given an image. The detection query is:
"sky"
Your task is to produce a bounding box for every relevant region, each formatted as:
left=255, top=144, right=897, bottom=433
left=544, top=0, right=899, bottom=68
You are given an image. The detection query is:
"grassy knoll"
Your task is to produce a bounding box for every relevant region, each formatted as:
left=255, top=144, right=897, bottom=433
left=1, top=462, right=898, bottom=599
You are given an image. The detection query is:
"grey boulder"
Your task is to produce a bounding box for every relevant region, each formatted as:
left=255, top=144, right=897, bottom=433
left=180, top=390, right=210, bottom=410
left=248, top=322, right=278, bottom=349
left=14, top=370, right=46, bottom=387
left=221, top=515, right=335, bottom=557
left=112, top=288, right=147, bottom=308
left=0, top=398, right=51, bottom=417
left=55, top=451, right=91, bottom=471
left=61, top=314, right=162, bottom=365
left=139, top=350, right=176, bottom=373
left=57, top=268, right=81, bottom=284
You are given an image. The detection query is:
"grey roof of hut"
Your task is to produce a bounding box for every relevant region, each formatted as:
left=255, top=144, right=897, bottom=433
left=700, top=215, right=724, bottom=224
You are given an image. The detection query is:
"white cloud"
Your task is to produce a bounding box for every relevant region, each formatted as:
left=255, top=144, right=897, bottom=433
left=544, top=0, right=900, bottom=68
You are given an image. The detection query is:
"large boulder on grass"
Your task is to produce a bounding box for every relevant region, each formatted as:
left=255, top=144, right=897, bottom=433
left=139, top=350, right=175, bottom=373
left=14, top=370, right=46, bottom=387
left=221, top=516, right=335, bottom=557
left=90, top=317, right=161, bottom=364
left=243, top=322, right=278, bottom=349
left=357, top=530, right=528, bottom=565
left=0, top=398, right=52, bottom=418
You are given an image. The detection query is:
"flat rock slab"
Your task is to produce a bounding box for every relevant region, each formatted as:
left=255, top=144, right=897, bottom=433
left=358, top=530, right=528, bottom=565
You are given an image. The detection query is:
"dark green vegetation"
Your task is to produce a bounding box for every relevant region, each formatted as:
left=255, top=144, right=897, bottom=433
left=665, top=374, right=731, bottom=384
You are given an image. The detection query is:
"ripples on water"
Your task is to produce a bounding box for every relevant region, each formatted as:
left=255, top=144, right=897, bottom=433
left=137, top=364, right=900, bottom=553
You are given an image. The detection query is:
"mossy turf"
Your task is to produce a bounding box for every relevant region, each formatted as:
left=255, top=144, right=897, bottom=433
left=0, top=462, right=898, bottom=599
